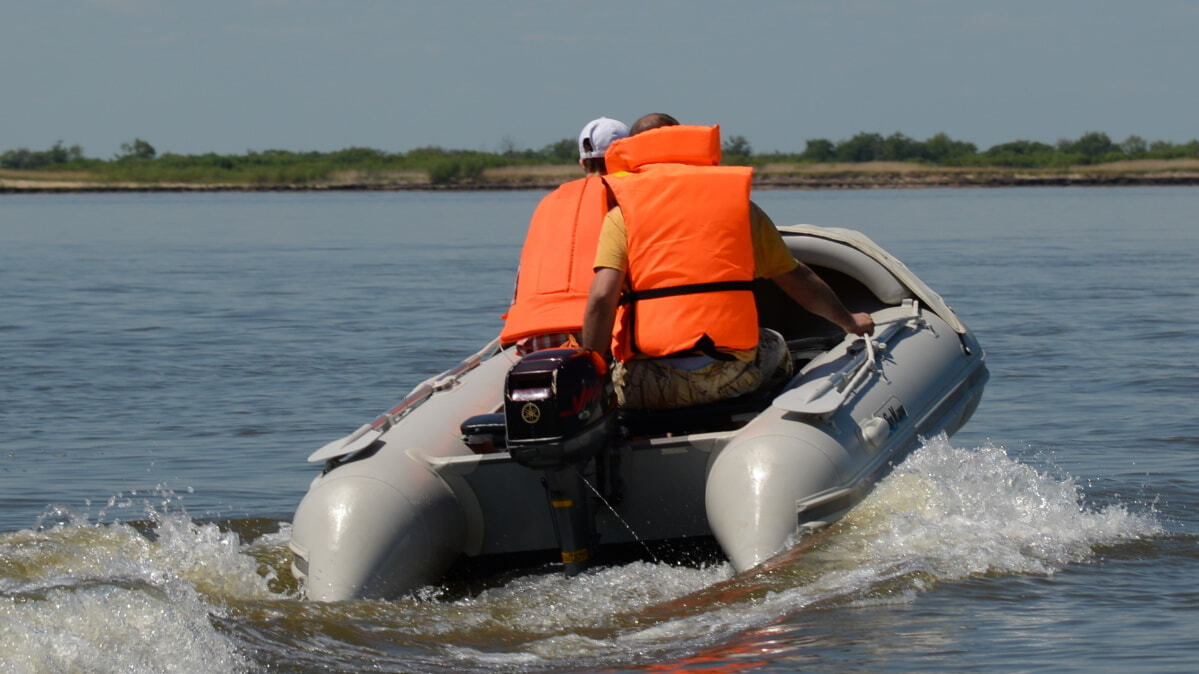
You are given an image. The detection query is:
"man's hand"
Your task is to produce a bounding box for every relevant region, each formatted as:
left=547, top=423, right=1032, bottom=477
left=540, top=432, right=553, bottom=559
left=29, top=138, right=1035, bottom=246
left=846, top=312, right=875, bottom=336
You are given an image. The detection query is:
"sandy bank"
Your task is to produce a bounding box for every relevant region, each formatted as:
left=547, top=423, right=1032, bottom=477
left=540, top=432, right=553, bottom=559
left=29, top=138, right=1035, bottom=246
left=4, top=160, right=1199, bottom=193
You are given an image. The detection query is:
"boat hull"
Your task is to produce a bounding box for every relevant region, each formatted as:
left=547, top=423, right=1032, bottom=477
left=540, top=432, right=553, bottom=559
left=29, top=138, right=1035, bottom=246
left=289, top=225, right=988, bottom=600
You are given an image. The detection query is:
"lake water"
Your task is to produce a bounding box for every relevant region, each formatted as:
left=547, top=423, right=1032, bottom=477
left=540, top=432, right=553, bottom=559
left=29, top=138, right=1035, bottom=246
left=1, top=187, right=1196, bottom=672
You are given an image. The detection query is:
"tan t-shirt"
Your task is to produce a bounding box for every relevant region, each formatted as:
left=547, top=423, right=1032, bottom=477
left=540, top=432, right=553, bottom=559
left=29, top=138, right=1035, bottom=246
left=593, top=201, right=797, bottom=276
left=593, top=201, right=797, bottom=361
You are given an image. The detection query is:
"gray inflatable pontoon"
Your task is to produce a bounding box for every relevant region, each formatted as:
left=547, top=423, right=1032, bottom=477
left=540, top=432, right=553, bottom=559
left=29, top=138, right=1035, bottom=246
left=289, top=225, right=988, bottom=601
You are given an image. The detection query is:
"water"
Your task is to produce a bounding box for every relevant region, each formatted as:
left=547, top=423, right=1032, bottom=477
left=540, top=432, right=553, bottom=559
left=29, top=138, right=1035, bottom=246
left=1, top=188, right=1195, bottom=672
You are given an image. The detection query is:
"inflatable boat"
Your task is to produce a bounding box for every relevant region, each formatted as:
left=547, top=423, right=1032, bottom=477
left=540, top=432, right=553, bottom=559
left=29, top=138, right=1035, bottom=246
left=289, top=225, right=988, bottom=601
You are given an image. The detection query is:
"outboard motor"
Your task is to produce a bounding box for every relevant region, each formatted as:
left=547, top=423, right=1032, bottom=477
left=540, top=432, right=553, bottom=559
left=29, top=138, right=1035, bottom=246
left=504, top=348, right=617, bottom=575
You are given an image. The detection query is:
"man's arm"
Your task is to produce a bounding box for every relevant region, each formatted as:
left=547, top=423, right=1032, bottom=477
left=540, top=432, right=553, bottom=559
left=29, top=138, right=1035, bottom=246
left=581, top=266, right=626, bottom=355
left=771, top=263, right=875, bottom=336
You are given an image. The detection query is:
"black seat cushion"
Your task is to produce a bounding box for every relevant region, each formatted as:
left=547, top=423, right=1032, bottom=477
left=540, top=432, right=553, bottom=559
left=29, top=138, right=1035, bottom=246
left=618, top=389, right=772, bottom=437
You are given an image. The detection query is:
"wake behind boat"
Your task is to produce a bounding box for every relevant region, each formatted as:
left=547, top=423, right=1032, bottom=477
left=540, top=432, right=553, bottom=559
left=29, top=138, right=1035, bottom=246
left=289, top=224, right=988, bottom=601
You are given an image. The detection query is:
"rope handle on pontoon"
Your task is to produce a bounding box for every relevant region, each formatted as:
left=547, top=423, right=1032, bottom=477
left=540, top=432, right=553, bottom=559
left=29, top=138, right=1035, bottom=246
left=773, top=300, right=923, bottom=416
left=837, top=333, right=880, bottom=393
left=842, top=300, right=922, bottom=386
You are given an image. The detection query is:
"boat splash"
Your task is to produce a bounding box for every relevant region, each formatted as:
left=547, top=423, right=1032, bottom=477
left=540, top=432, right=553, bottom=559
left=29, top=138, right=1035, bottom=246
left=0, top=437, right=1161, bottom=671
left=0, top=490, right=285, bottom=673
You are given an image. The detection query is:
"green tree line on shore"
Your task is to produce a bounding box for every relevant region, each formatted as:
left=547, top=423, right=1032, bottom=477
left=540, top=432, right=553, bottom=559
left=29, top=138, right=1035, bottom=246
left=722, top=131, right=1199, bottom=168
left=0, top=139, right=556, bottom=185
left=4, top=131, right=1197, bottom=186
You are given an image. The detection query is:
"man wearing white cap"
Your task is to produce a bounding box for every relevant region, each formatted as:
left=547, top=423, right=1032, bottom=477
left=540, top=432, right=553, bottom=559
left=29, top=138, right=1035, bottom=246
left=500, top=117, right=630, bottom=355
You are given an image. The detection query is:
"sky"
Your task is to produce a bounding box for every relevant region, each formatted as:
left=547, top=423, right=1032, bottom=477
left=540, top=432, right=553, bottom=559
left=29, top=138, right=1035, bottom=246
left=3, top=0, right=1198, bottom=159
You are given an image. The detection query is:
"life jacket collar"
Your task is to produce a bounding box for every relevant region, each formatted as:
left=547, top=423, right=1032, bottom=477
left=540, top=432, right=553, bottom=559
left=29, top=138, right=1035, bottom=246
left=604, top=125, right=723, bottom=174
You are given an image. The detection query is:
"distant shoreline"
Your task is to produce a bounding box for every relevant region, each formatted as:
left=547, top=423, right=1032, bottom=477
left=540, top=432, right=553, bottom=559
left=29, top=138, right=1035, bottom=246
left=5, top=160, right=1199, bottom=193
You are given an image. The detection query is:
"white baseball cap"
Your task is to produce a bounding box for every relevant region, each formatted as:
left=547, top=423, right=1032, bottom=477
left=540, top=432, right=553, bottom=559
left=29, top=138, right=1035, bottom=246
left=578, top=117, right=630, bottom=160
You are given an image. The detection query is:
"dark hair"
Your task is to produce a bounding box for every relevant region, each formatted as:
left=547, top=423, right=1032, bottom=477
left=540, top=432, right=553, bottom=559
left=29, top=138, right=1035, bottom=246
left=581, top=157, right=607, bottom=174
left=630, top=113, right=680, bottom=135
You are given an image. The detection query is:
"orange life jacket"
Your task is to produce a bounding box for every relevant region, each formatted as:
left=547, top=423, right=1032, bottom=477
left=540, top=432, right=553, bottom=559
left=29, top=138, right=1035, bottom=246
left=500, top=176, right=611, bottom=344
left=602, top=125, right=759, bottom=362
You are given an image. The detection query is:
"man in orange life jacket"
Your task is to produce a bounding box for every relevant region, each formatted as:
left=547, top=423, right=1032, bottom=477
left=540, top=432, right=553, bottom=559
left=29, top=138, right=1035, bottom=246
left=500, top=117, right=630, bottom=355
left=581, top=113, right=875, bottom=410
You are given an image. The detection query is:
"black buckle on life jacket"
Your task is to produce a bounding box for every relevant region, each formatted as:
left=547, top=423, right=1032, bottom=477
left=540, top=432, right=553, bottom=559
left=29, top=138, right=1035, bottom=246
left=689, top=334, right=737, bottom=361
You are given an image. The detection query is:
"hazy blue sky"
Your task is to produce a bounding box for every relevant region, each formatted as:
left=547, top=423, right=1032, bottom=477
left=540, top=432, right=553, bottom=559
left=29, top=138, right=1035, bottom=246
left=4, top=0, right=1197, bottom=158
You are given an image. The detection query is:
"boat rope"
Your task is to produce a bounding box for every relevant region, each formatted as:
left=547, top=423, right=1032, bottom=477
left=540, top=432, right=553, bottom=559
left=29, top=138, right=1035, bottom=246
left=575, top=465, right=662, bottom=565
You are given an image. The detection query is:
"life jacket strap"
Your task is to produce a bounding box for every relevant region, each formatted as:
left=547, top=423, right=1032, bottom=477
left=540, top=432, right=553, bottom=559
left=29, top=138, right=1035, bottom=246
left=619, top=280, right=755, bottom=305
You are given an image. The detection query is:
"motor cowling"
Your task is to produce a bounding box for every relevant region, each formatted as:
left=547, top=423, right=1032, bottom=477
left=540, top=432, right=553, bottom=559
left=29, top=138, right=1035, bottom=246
left=503, top=348, right=617, bottom=575
left=504, top=348, right=616, bottom=469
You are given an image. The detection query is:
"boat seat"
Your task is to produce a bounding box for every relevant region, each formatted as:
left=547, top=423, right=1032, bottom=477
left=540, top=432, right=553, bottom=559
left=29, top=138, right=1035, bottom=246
left=618, top=388, right=773, bottom=438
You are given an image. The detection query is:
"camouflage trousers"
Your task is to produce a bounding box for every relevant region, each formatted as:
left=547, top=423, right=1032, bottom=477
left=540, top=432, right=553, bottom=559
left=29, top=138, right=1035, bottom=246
left=614, top=328, right=793, bottom=410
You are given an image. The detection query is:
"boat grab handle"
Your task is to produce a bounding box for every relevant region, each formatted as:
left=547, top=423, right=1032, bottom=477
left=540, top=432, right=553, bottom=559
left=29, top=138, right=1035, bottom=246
left=773, top=302, right=921, bottom=416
